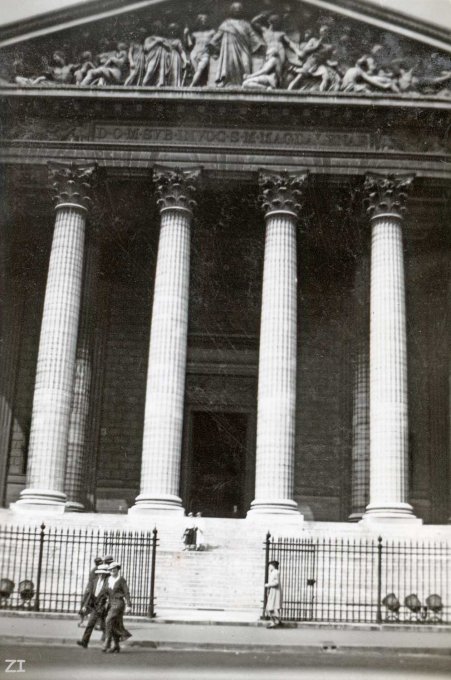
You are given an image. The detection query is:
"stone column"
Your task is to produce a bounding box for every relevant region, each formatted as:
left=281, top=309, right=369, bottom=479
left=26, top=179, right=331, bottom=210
left=249, top=171, right=308, bottom=516
left=0, top=219, right=16, bottom=505
left=130, top=168, right=199, bottom=515
left=362, top=174, right=420, bottom=524
left=349, top=256, right=370, bottom=521
left=13, top=163, right=96, bottom=513
left=449, top=267, right=451, bottom=524
left=64, top=232, right=99, bottom=511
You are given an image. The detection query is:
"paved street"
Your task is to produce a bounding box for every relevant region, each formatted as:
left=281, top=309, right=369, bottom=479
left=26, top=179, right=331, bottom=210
left=1, top=644, right=450, bottom=680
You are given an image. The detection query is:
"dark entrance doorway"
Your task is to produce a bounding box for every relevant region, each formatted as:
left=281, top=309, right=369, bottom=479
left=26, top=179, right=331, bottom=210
left=188, top=411, right=249, bottom=518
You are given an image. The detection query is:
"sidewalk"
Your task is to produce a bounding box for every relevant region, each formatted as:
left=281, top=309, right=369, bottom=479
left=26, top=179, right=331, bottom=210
left=1, top=612, right=450, bottom=655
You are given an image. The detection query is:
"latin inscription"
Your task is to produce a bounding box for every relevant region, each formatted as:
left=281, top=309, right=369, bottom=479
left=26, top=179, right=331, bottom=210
left=93, top=124, right=370, bottom=149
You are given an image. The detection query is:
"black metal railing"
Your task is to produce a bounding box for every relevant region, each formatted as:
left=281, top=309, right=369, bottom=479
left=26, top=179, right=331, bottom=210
left=263, top=533, right=450, bottom=624
left=0, top=524, right=158, bottom=617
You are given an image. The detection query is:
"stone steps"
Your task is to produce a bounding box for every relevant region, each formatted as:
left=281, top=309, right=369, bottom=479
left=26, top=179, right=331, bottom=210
left=155, top=547, right=264, bottom=610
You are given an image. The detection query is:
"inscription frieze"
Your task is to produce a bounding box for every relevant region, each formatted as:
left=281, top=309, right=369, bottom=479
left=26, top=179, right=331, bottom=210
left=93, top=124, right=371, bottom=149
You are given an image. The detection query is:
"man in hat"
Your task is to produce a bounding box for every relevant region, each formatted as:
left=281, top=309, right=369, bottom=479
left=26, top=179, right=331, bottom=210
left=78, top=557, right=103, bottom=626
left=77, top=566, right=109, bottom=648
left=89, top=556, right=103, bottom=580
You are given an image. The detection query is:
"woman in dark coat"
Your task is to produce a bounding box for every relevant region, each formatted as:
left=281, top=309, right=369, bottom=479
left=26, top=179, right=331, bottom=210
left=102, top=562, right=132, bottom=653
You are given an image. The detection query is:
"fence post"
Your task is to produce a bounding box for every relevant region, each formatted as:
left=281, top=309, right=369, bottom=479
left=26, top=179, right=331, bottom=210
left=376, top=536, right=383, bottom=624
left=262, top=531, right=271, bottom=619
left=34, top=523, right=45, bottom=612
left=148, top=527, right=157, bottom=619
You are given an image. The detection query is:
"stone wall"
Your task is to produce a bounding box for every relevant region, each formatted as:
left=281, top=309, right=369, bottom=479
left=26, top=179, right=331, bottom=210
left=407, top=245, right=449, bottom=522
left=94, top=279, right=150, bottom=509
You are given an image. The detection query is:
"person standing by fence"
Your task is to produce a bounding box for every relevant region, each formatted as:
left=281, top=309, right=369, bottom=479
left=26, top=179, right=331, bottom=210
left=102, top=562, right=132, bottom=653
left=77, top=566, right=109, bottom=648
left=265, top=560, right=283, bottom=628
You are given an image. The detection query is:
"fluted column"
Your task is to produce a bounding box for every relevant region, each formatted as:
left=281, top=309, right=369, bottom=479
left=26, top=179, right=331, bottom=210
left=13, top=163, right=96, bottom=512
left=349, top=256, right=370, bottom=521
left=448, top=268, right=451, bottom=524
left=130, top=168, right=199, bottom=514
left=362, top=174, right=420, bottom=523
left=249, top=171, right=308, bottom=516
left=64, top=232, right=99, bottom=511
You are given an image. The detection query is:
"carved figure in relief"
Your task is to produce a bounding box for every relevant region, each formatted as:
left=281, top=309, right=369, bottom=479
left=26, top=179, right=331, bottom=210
left=184, top=13, right=216, bottom=87
left=207, top=1, right=263, bottom=87
left=46, top=51, right=80, bottom=84
left=243, top=13, right=305, bottom=89
left=416, top=69, right=451, bottom=95
left=124, top=28, right=147, bottom=86
left=166, top=23, right=190, bottom=87
left=12, top=57, right=48, bottom=86
left=142, top=20, right=171, bottom=87
left=74, top=51, right=96, bottom=85
left=341, top=54, right=400, bottom=93
left=286, top=26, right=332, bottom=90
left=338, top=43, right=398, bottom=93
left=305, top=54, right=342, bottom=92
left=81, top=42, right=128, bottom=86
left=394, top=64, right=416, bottom=92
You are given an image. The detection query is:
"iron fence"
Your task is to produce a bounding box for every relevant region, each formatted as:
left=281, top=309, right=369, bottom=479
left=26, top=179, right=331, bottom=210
left=0, top=523, right=158, bottom=617
left=263, top=533, right=450, bottom=624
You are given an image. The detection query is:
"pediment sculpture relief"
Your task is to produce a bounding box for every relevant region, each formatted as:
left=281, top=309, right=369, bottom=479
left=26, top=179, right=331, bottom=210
left=2, top=0, right=450, bottom=97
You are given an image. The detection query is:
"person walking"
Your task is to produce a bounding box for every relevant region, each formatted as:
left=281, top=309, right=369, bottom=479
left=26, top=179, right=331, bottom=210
left=265, top=560, right=283, bottom=628
left=78, top=556, right=103, bottom=627
left=102, top=562, right=132, bottom=653
left=76, top=566, right=109, bottom=648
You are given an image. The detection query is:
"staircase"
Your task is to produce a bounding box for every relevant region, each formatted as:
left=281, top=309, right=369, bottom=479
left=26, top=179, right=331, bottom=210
left=154, top=519, right=264, bottom=614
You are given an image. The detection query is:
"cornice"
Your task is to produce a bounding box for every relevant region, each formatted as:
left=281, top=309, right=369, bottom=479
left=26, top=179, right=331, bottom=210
left=0, top=85, right=450, bottom=112
left=1, top=143, right=450, bottom=182
left=0, top=0, right=449, bottom=55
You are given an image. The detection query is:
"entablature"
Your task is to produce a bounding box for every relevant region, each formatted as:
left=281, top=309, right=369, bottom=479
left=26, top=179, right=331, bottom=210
left=0, top=86, right=450, bottom=182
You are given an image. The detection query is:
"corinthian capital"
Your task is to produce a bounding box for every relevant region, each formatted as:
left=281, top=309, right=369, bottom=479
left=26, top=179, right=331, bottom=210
left=49, top=162, right=97, bottom=212
left=153, top=167, right=200, bottom=216
left=258, top=171, right=309, bottom=220
left=364, top=173, right=414, bottom=220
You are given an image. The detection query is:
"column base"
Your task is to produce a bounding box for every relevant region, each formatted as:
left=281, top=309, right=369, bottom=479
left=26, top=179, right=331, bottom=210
left=246, top=499, right=303, bottom=535
left=11, top=488, right=67, bottom=514
left=247, top=498, right=300, bottom=515
left=348, top=512, right=363, bottom=522
left=65, top=501, right=85, bottom=513
left=360, top=502, right=422, bottom=526
left=129, top=493, right=185, bottom=516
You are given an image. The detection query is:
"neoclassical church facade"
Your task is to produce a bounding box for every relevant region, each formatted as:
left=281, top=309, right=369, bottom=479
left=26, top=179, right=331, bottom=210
left=0, top=0, right=450, bottom=531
